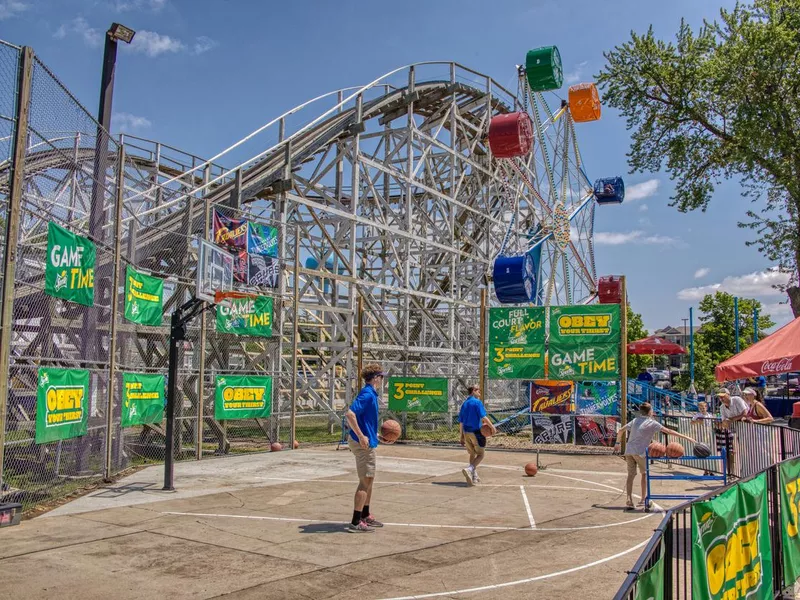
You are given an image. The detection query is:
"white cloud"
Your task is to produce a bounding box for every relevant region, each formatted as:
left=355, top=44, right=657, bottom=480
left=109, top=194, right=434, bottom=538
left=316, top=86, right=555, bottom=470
left=129, top=30, right=185, bottom=56
left=55, top=17, right=102, bottom=47
left=638, top=217, right=651, bottom=227
left=0, top=0, right=27, bottom=20
left=114, top=0, right=166, bottom=12
left=677, top=268, right=790, bottom=301
left=564, top=61, right=588, bottom=85
left=595, top=230, right=681, bottom=246
left=626, top=179, right=660, bottom=202
left=694, top=267, right=710, bottom=279
left=111, top=112, right=152, bottom=133
left=760, top=301, right=794, bottom=326
left=639, top=204, right=649, bottom=212
left=192, top=36, right=218, bottom=55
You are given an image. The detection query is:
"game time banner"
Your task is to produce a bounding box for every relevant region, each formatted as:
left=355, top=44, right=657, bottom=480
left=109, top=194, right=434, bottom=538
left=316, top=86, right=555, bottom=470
left=549, top=305, right=620, bottom=345
left=45, top=222, right=96, bottom=307
left=780, top=458, right=800, bottom=585
left=529, top=380, right=574, bottom=413
left=691, top=473, right=773, bottom=600
left=216, top=295, right=273, bottom=336
left=548, top=343, right=619, bottom=381
left=121, top=372, right=164, bottom=428
left=489, top=307, right=545, bottom=345
left=634, top=542, right=664, bottom=600
left=488, top=344, right=545, bottom=379
left=124, top=265, right=163, bottom=326
left=35, top=367, right=89, bottom=443
left=215, top=375, right=272, bottom=420
left=388, top=377, right=448, bottom=412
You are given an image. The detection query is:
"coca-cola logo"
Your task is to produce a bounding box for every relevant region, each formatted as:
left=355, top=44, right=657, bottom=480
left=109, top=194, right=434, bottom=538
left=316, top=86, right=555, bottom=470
left=761, top=357, right=794, bottom=373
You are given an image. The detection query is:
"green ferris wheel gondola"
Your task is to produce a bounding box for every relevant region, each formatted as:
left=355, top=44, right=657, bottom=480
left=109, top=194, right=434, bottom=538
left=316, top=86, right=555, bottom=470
left=525, top=46, right=563, bottom=92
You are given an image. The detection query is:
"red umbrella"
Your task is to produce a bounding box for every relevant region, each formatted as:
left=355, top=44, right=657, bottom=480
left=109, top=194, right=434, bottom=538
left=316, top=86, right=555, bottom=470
left=715, top=316, right=800, bottom=382
left=627, top=335, right=687, bottom=355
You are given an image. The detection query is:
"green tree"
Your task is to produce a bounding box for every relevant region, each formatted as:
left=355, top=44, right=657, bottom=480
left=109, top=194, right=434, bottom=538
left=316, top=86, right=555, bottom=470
left=697, top=291, right=775, bottom=363
left=626, top=305, right=650, bottom=378
left=597, top=0, right=800, bottom=316
left=675, top=332, right=718, bottom=393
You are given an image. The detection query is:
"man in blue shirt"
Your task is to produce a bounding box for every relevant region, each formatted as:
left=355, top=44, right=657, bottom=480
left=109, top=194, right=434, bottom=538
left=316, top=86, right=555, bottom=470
left=458, top=386, right=495, bottom=486
left=345, top=363, right=385, bottom=533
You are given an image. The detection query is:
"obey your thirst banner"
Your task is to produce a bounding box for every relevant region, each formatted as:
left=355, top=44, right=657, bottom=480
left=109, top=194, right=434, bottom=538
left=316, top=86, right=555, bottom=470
left=215, top=375, right=272, bottom=420
left=35, top=368, right=89, bottom=443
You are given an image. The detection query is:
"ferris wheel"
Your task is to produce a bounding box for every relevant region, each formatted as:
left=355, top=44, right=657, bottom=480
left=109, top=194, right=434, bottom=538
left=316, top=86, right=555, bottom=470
left=490, top=46, right=624, bottom=307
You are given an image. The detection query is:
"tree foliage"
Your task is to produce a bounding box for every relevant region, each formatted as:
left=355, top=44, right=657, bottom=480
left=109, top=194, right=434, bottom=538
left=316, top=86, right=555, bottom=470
left=626, top=305, right=650, bottom=378
left=597, top=0, right=800, bottom=315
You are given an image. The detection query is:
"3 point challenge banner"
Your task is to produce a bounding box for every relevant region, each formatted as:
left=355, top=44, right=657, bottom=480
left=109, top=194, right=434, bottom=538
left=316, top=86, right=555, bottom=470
left=215, top=375, right=272, bottom=420
left=35, top=368, right=89, bottom=444
left=124, top=265, right=164, bottom=326
left=388, top=377, right=448, bottom=413
left=122, top=373, right=165, bottom=428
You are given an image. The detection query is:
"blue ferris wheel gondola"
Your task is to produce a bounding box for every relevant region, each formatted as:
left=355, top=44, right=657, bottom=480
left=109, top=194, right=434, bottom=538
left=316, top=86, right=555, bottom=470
left=593, top=177, right=625, bottom=205
left=493, top=253, right=538, bottom=304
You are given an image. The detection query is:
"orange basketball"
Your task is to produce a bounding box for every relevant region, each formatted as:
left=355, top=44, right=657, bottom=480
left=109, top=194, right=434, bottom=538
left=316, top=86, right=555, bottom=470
left=666, top=442, right=684, bottom=459
left=481, top=423, right=494, bottom=438
left=648, top=442, right=666, bottom=458
left=293, top=440, right=300, bottom=449
left=270, top=442, right=282, bottom=452
left=381, top=419, right=401, bottom=443
left=524, top=463, right=538, bottom=477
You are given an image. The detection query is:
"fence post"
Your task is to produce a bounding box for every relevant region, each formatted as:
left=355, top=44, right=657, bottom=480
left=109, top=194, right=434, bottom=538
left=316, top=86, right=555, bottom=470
left=769, top=465, right=784, bottom=595
left=357, top=295, right=363, bottom=379
left=103, top=144, right=125, bottom=481
left=196, top=179, right=210, bottom=460
left=663, top=516, right=673, bottom=598
left=290, top=231, right=300, bottom=448
left=0, top=47, right=33, bottom=491
left=479, top=288, right=487, bottom=401
left=620, top=275, right=628, bottom=453
left=780, top=426, right=787, bottom=462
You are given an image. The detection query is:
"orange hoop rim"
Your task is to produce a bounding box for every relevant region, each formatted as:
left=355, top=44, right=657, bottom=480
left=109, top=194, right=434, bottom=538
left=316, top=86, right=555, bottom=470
left=214, top=290, right=257, bottom=304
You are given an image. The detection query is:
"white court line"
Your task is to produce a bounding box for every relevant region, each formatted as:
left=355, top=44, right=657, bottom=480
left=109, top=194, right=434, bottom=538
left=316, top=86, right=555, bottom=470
left=376, top=539, right=649, bottom=600
left=520, top=486, right=536, bottom=529
left=160, top=510, right=653, bottom=532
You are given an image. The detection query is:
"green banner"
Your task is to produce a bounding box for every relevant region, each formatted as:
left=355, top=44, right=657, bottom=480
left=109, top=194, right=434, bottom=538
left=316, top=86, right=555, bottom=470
left=214, top=375, right=272, bottom=420
left=549, top=304, right=620, bottom=344
left=216, top=295, right=273, bottom=336
left=780, top=458, right=800, bottom=585
left=488, top=344, right=546, bottom=379
left=489, top=307, right=545, bottom=345
left=45, top=222, right=96, bottom=306
left=124, top=265, right=164, bottom=326
left=691, top=473, right=773, bottom=600
left=35, top=368, right=89, bottom=443
left=121, top=372, right=164, bottom=428
left=548, top=343, right=619, bottom=381
left=388, top=377, right=448, bottom=412
left=634, top=542, right=664, bottom=600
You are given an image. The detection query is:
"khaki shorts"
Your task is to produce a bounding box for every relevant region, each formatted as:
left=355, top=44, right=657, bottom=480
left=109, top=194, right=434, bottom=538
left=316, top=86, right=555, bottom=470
left=625, top=454, right=647, bottom=476
left=464, top=432, right=485, bottom=457
left=348, top=439, right=376, bottom=479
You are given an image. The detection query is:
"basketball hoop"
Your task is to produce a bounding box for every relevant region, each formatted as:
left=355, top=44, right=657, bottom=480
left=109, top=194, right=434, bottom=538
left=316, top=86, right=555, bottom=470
left=214, top=289, right=256, bottom=309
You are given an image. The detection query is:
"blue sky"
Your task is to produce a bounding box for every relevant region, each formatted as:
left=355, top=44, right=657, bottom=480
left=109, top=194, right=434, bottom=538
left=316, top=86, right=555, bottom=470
left=2, top=0, right=792, bottom=332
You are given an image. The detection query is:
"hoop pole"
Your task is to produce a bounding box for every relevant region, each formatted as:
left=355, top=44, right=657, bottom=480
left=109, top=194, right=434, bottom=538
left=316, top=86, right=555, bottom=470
left=479, top=288, right=487, bottom=400
left=620, top=275, right=628, bottom=453
left=357, top=295, right=364, bottom=378
left=290, top=232, right=300, bottom=449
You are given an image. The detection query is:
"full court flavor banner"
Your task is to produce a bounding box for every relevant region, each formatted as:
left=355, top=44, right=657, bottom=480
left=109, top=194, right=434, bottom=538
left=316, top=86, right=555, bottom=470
left=45, top=222, right=96, bottom=307
left=780, top=458, right=800, bottom=585
left=388, top=377, right=448, bottom=412
left=121, top=372, right=165, bottom=428
left=691, top=472, right=772, bottom=600
left=35, top=368, right=89, bottom=443
left=215, top=375, right=272, bottom=420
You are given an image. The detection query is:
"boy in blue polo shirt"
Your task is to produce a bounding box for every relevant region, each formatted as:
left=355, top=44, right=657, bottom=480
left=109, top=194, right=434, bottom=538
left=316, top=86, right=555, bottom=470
left=345, top=363, right=385, bottom=533
left=459, top=385, right=495, bottom=486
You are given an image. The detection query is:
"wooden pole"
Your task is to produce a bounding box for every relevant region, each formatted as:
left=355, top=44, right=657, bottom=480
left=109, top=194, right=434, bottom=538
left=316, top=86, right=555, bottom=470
left=357, top=295, right=364, bottom=378
left=620, top=275, right=628, bottom=453
left=479, top=288, right=487, bottom=400
left=290, top=232, right=300, bottom=449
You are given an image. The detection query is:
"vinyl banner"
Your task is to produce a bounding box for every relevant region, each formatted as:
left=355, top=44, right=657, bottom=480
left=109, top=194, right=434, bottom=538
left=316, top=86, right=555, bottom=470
left=233, top=250, right=249, bottom=284
left=214, top=375, right=272, bottom=420
left=531, top=414, right=573, bottom=445
left=576, top=381, right=620, bottom=416
left=634, top=542, right=664, bottom=600
left=248, top=254, right=279, bottom=288
left=247, top=222, right=279, bottom=258
left=548, top=343, right=620, bottom=381
left=388, top=377, right=448, bottom=412
left=529, top=380, right=574, bottom=413
left=488, top=307, right=545, bottom=345
left=216, top=295, right=273, bottom=336
left=488, top=344, right=546, bottom=379
left=45, top=222, right=96, bottom=306
left=213, top=209, right=247, bottom=250
left=549, top=304, right=620, bottom=345
left=780, top=458, right=800, bottom=585
left=691, top=473, right=773, bottom=600
left=575, top=416, right=619, bottom=447
left=121, top=372, right=164, bottom=428
left=35, top=367, right=89, bottom=443
left=124, top=265, right=163, bottom=326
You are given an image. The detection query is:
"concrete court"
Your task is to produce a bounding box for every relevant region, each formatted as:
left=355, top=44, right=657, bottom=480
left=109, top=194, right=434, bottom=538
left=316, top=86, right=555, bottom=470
left=0, top=445, right=710, bottom=600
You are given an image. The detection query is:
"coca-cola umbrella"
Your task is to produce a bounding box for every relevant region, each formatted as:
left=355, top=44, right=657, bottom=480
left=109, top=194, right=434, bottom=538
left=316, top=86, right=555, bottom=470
left=627, top=335, right=687, bottom=367
left=715, top=316, right=800, bottom=382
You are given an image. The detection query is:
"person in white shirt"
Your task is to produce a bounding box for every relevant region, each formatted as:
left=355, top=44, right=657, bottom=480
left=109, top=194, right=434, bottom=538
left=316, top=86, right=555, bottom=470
left=717, top=390, right=748, bottom=424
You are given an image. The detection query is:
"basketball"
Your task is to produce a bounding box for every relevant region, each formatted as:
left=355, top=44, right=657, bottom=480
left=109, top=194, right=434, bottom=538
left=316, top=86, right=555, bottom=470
left=524, top=462, right=538, bottom=477
left=665, top=442, right=684, bottom=459
left=481, top=423, right=494, bottom=438
left=293, top=440, right=300, bottom=449
left=381, top=419, right=401, bottom=443
left=694, top=442, right=711, bottom=458
left=647, top=442, right=666, bottom=458
left=270, top=442, right=282, bottom=452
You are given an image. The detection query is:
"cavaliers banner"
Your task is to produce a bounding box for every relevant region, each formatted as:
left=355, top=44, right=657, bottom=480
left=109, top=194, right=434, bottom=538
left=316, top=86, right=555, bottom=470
left=213, top=209, right=247, bottom=250
left=529, top=380, right=574, bottom=414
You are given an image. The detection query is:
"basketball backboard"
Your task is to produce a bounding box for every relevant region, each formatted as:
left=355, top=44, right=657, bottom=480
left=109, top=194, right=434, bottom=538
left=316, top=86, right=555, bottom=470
left=197, top=239, right=234, bottom=302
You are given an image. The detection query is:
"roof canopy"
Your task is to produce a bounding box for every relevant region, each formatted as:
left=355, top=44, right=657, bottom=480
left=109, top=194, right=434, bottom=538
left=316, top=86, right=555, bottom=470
left=627, top=335, right=686, bottom=355
left=715, top=316, right=800, bottom=382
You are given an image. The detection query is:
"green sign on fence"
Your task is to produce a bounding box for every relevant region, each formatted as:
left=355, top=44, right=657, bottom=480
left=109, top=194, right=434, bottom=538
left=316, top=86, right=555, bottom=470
left=549, top=304, right=620, bottom=344
left=548, top=343, right=620, bottom=381
left=45, top=221, right=96, bottom=307
left=214, top=375, right=272, bottom=420
left=780, top=458, right=800, bottom=586
left=216, top=295, right=273, bottom=336
left=634, top=542, right=664, bottom=600
left=691, top=472, right=773, bottom=600
left=488, top=344, right=546, bottom=379
left=489, top=307, right=545, bottom=345
left=388, top=377, right=448, bottom=412
left=121, top=372, right=164, bottom=428
left=35, top=367, right=89, bottom=444
left=124, top=265, right=164, bottom=326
